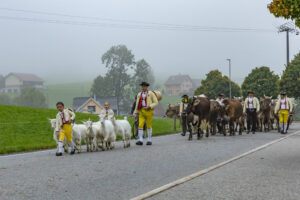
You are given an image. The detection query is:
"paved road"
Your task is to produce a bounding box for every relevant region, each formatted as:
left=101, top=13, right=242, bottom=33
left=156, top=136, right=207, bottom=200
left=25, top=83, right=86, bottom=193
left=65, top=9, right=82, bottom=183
left=151, top=126, right=300, bottom=200
left=0, top=124, right=299, bottom=200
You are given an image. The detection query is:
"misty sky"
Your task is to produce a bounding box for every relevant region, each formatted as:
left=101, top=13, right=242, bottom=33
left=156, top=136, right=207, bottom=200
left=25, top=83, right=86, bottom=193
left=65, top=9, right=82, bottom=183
left=0, top=0, right=299, bottom=84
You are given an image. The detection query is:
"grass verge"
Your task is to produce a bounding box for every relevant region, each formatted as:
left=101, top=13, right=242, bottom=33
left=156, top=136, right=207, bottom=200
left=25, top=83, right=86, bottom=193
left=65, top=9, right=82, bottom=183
left=0, top=104, right=180, bottom=154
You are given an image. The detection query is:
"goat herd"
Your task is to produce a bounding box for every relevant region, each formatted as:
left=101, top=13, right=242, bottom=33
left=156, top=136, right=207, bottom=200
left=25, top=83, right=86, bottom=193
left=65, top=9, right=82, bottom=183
left=49, top=113, right=131, bottom=153
left=166, top=95, right=296, bottom=141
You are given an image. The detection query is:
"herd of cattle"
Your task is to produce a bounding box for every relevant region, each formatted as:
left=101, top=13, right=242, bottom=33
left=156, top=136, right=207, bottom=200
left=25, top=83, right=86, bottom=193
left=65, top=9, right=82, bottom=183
left=165, top=95, right=296, bottom=140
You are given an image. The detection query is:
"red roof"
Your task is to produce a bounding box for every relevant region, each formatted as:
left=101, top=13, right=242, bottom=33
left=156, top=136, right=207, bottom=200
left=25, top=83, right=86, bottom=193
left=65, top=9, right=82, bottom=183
left=8, top=73, right=43, bottom=82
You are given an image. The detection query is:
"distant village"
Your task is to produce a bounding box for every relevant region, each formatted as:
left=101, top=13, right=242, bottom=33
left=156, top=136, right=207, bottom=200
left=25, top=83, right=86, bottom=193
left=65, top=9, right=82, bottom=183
left=0, top=72, right=201, bottom=116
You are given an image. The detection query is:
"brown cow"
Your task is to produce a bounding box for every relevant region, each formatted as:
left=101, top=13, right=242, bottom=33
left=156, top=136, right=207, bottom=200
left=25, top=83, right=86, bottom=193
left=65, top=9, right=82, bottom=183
left=222, top=98, right=243, bottom=136
left=165, top=104, right=180, bottom=119
left=208, top=100, right=223, bottom=136
left=186, top=96, right=210, bottom=140
left=258, top=96, right=272, bottom=132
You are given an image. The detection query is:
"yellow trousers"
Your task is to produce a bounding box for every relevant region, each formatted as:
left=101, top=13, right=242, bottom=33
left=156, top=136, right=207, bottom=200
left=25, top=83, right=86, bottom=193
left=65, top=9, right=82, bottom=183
left=279, top=110, right=289, bottom=124
left=138, top=108, right=153, bottom=129
left=59, top=124, right=72, bottom=143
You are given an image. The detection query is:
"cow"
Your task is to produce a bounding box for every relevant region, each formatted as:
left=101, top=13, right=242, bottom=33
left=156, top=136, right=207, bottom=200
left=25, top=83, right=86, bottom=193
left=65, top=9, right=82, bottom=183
left=222, top=98, right=243, bottom=136
left=186, top=96, right=210, bottom=140
left=208, top=100, right=223, bottom=136
left=165, top=104, right=180, bottom=119
left=269, top=99, right=277, bottom=130
left=258, top=96, right=272, bottom=132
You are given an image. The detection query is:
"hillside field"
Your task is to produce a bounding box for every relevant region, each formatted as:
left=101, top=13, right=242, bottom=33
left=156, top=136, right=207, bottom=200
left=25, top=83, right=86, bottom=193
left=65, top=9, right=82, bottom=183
left=0, top=105, right=180, bottom=154
left=45, top=82, right=92, bottom=108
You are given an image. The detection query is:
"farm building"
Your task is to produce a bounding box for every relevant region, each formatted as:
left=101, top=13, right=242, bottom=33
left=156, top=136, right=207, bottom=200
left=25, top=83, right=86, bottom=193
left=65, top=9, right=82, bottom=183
left=0, top=72, right=44, bottom=93
left=73, top=96, right=120, bottom=115
left=73, top=97, right=103, bottom=114
left=165, top=74, right=200, bottom=96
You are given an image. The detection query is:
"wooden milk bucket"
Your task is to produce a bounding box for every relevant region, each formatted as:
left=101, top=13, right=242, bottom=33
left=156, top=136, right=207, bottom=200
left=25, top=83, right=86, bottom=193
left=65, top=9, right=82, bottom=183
left=152, top=90, right=162, bottom=101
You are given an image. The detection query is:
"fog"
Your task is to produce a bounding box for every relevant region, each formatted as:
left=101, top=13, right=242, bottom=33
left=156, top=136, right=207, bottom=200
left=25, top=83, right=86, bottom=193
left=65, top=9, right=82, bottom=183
left=0, top=0, right=299, bottom=84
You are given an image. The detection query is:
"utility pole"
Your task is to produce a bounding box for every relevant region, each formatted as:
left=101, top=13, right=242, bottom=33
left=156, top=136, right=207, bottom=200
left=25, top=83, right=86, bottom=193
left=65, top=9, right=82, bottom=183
left=278, top=22, right=299, bottom=66
left=226, top=58, right=232, bottom=99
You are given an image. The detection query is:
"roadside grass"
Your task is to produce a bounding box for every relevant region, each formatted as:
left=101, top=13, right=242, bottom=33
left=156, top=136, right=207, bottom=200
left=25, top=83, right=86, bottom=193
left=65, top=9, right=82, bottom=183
left=0, top=104, right=180, bottom=154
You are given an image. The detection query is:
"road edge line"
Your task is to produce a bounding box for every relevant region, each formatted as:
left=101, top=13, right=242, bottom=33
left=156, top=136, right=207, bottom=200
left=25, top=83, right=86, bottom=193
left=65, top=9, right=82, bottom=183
left=130, top=131, right=300, bottom=200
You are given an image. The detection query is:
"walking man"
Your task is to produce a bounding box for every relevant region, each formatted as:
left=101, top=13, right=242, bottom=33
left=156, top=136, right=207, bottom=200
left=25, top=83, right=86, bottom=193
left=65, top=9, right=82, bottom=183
left=216, top=93, right=224, bottom=106
left=243, top=91, right=260, bottom=134
left=134, top=82, right=158, bottom=145
left=55, top=101, right=76, bottom=156
left=275, top=92, right=293, bottom=134
left=179, top=94, right=189, bottom=136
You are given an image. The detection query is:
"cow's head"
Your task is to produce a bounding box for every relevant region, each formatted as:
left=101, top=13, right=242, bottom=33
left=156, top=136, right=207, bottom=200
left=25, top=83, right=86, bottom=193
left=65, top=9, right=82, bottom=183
left=165, top=104, right=179, bottom=118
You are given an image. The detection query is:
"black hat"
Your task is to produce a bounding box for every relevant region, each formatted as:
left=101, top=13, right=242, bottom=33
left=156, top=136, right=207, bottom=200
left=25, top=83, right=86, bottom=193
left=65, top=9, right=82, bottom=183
left=248, top=91, right=254, bottom=94
left=280, top=91, right=286, bottom=95
left=56, top=101, right=64, bottom=106
left=218, top=93, right=224, bottom=96
left=182, top=94, right=188, bottom=98
left=140, top=82, right=150, bottom=86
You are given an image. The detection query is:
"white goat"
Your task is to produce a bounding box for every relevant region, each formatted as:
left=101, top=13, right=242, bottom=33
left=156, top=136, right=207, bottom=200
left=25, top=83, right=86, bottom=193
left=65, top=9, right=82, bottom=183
left=83, top=120, right=97, bottom=152
left=98, top=114, right=116, bottom=150
left=109, top=116, right=131, bottom=148
left=72, top=123, right=87, bottom=153
left=48, top=119, right=68, bottom=153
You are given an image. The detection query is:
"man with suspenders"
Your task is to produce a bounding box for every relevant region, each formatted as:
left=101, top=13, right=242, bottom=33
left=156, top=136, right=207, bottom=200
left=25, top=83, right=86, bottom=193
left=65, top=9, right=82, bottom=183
left=243, top=91, right=260, bottom=134
left=275, top=92, right=293, bottom=134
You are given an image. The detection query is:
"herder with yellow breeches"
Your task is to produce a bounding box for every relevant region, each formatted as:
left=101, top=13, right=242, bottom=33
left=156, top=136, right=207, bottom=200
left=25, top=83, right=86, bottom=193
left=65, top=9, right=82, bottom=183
left=275, top=92, right=293, bottom=134
left=134, top=82, right=158, bottom=146
left=55, top=101, right=76, bottom=156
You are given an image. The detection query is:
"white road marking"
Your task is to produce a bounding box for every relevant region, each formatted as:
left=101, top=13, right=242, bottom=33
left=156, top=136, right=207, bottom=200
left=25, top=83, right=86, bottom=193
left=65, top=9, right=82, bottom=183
left=130, top=130, right=300, bottom=200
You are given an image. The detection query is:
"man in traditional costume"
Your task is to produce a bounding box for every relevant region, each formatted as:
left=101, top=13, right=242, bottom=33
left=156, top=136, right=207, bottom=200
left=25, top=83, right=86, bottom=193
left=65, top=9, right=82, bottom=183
left=243, top=91, right=260, bottom=134
left=134, top=82, right=158, bottom=145
left=275, top=92, right=293, bottom=134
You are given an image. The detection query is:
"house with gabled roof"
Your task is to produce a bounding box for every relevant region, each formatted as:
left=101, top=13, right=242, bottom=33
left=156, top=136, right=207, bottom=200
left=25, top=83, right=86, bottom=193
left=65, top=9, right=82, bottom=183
left=0, top=72, right=44, bottom=93
left=165, top=74, right=199, bottom=96
left=73, top=96, right=103, bottom=114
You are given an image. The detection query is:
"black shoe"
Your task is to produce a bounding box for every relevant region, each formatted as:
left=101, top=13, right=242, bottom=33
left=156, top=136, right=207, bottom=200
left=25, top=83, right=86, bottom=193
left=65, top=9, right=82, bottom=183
left=70, top=149, right=75, bottom=155
left=146, top=141, right=152, bottom=145
left=252, top=131, right=255, bottom=134
left=181, top=133, right=186, bottom=136
left=136, top=141, right=143, bottom=146
left=247, top=130, right=250, bottom=134
left=56, top=152, right=62, bottom=156
left=281, top=130, right=284, bottom=134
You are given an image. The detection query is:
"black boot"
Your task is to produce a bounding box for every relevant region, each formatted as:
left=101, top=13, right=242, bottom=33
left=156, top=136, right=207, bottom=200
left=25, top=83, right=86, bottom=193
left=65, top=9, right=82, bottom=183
left=136, top=141, right=143, bottom=145
left=56, top=152, right=62, bottom=156
left=70, top=149, right=75, bottom=155
left=146, top=141, right=152, bottom=145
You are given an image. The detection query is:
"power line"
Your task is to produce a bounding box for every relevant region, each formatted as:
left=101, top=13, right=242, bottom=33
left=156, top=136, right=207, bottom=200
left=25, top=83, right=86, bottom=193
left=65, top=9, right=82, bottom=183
left=0, top=7, right=275, bottom=33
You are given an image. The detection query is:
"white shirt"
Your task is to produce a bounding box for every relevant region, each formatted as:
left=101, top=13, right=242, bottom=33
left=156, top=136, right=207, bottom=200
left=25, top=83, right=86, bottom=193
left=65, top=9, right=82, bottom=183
left=217, top=98, right=223, bottom=106
left=248, top=97, right=253, bottom=109
left=142, top=92, right=147, bottom=107
left=280, top=99, right=286, bottom=110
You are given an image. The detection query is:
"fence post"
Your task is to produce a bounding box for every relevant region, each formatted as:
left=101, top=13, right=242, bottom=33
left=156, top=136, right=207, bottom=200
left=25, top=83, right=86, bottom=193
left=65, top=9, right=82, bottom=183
left=174, top=117, right=177, bottom=131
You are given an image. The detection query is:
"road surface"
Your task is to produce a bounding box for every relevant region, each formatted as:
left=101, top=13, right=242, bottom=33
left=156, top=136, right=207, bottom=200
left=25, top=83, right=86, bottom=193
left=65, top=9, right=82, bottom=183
left=1, top=124, right=300, bottom=200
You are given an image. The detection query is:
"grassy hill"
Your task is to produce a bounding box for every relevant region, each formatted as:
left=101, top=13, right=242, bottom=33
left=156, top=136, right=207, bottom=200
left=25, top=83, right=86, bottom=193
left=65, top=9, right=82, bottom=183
left=0, top=105, right=180, bottom=154
left=44, top=82, right=92, bottom=108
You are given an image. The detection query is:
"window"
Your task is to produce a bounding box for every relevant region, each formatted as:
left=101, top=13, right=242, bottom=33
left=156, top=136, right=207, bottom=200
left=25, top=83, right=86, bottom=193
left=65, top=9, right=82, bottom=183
left=87, top=106, right=96, bottom=113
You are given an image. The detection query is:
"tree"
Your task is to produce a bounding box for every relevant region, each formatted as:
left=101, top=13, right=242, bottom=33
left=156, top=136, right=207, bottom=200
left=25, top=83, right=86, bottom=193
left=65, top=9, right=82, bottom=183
left=280, top=52, right=300, bottom=98
left=194, top=70, right=241, bottom=99
left=0, top=75, right=5, bottom=89
left=15, top=88, right=47, bottom=108
left=90, top=75, right=114, bottom=98
left=268, top=0, right=300, bottom=27
left=0, top=94, right=11, bottom=105
left=101, top=45, right=135, bottom=114
left=241, top=66, right=279, bottom=98
left=131, top=59, right=155, bottom=97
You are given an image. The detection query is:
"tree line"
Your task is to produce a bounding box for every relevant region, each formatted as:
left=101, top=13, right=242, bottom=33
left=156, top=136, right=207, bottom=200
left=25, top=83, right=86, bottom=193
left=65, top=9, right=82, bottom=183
left=90, top=45, right=155, bottom=114
left=195, top=52, right=300, bottom=99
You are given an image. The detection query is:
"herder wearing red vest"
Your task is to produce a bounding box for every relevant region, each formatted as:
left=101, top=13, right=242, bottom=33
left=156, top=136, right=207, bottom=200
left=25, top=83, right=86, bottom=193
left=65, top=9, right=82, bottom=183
left=243, top=91, right=260, bottom=134
left=134, top=82, right=158, bottom=146
left=275, top=92, right=293, bottom=134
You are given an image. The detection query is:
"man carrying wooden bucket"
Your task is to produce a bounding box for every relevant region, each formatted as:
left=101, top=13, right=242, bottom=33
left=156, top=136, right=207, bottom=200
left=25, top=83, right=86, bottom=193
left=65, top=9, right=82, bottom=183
left=134, top=82, right=158, bottom=145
